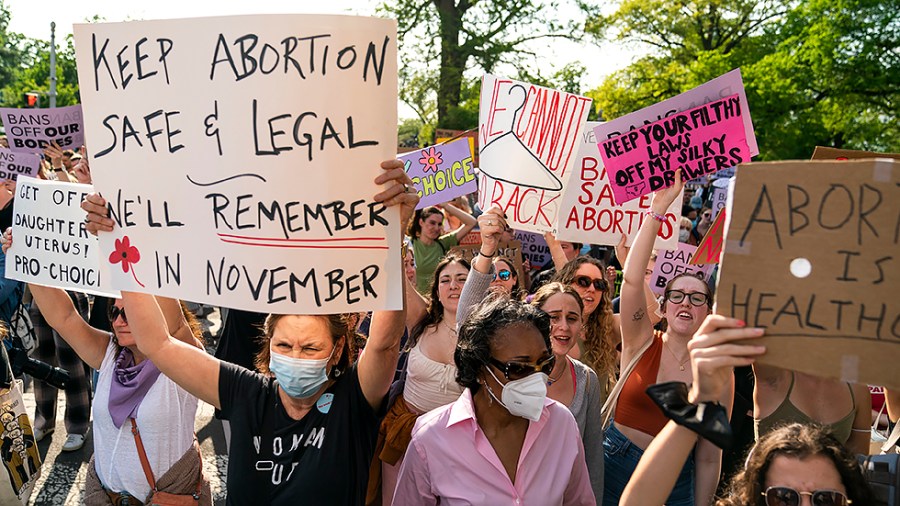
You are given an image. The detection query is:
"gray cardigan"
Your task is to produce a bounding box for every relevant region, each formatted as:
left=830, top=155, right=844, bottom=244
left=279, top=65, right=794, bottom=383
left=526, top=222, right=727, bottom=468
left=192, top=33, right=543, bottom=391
left=458, top=266, right=605, bottom=504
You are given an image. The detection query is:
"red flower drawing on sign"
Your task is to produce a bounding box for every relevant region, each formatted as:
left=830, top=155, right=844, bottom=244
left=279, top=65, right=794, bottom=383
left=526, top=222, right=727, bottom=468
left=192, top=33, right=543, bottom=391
left=419, top=147, right=443, bottom=173
left=109, top=236, right=146, bottom=288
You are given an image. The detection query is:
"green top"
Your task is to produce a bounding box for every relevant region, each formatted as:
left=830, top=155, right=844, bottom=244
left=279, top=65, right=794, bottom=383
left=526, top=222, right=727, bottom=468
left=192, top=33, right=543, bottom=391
left=754, top=371, right=856, bottom=444
left=412, top=233, right=459, bottom=294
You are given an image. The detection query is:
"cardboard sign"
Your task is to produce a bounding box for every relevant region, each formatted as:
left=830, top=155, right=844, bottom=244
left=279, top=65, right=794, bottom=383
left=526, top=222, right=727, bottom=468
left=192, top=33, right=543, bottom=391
left=716, top=160, right=899, bottom=389
left=557, top=122, right=681, bottom=249
left=449, top=239, right=525, bottom=289
left=648, top=242, right=715, bottom=295
left=477, top=74, right=591, bottom=233
left=400, top=138, right=476, bottom=209
left=598, top=94, right=751, bottom=204
left=5, top=179, right=119, bottom=297
left=0, top=149, right=39, bottom=181
left=515, top=230, right=550, bottom=270
left=690, top=209, right=726, bottom=266
left=594, top=69, right=758, bottom=157
left=0, top=105, right=84, bottom=153
left=0, top=379, right=42, bottom=505
left=811, top=146, right=900, bottom=161
left=73, top=15, right=400, bottom=314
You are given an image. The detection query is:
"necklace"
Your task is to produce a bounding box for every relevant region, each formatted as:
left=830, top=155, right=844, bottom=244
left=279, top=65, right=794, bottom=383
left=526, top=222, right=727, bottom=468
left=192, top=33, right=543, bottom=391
left=440, top=319, right=457, bottom=335
left=663, top=337, right=690, bottom=371
left=547, top=356, right=568, bottom=386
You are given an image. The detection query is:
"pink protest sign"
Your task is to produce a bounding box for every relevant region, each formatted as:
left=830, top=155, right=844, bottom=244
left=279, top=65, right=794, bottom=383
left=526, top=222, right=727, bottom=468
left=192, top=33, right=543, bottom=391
left=599, top=94, right=750, bottom=205
left=0, top=148, right=40, bottom=181
left=594, top=69, right=758, bottom=157
left=0, top=105, right=85, bottom=154
left=648, top=242, right=715, bottom=296
left=399, top=138, right=477, bottom=209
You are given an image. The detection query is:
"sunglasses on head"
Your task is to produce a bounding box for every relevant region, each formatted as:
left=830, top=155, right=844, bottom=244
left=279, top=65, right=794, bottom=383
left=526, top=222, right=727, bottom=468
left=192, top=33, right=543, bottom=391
left=763, top=487, right=851, bottom=506
left=494, top=269, right=512, bottom=281
left=665, top=289, right=709, bottom=307
left=107, top=305, right=127, bottom=324
left=489, top=355, right=555, bottom=381
left=573, top=276, right=606, bottom=291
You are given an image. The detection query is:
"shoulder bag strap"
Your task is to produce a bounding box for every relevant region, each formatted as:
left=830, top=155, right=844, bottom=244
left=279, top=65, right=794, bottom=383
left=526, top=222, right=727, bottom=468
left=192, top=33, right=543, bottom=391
left=130, top=418, right=158, bottom=491
left=601, top=335, right=655, bottom=431
left=883, top=420, right=900, bottom=454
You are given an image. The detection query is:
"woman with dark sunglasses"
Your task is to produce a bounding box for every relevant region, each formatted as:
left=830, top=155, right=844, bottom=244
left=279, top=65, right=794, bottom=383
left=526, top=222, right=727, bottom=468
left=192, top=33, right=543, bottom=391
left=489, top=256, right=522, bottom=300
left=456, top=206, right=605, bottom=502
left=393, top=295, right=595, bottom=505
left=607, top=170, right=726, bottom=506
left=1, top=229, right=211, bottom=504
left=619, top=315, right=873, bottom=506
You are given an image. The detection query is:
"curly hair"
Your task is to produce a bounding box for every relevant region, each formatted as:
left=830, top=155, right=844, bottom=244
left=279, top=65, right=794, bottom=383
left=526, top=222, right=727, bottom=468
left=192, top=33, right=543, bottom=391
left=553, top=256, right=617, bottom=385
left=408, top=254, right=470, bottom=347
left=717, top=423, right=874, bottom=506
left=406, top=206, right=443, bottom=239
left=454, top=294, right=551, bottom=394
left=255, top=314, right=352, bottom=378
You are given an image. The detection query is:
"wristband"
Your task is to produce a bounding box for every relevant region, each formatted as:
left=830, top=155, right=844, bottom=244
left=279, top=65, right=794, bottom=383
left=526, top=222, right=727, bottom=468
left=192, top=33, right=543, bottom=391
left=478, top=249, right=496, bottom=259
left=646, top=210, right=668, bottom=223
left=646, top=381, right=733, bottom=449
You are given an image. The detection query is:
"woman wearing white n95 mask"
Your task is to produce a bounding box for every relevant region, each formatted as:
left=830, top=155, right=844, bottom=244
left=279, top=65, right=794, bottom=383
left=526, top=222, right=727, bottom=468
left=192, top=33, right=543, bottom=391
left=392, top=296, right=595, bottom=506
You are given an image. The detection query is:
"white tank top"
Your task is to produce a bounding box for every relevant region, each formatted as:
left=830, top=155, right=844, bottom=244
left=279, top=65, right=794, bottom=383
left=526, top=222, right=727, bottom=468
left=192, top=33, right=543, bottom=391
left=403, top=344, right=464, bottom=413
left=92, top=340, right=199, bottom=500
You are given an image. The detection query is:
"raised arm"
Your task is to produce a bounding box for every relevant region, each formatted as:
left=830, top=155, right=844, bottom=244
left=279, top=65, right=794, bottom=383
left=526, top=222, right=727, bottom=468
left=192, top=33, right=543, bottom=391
left=544, top=231, right=570, bottom=271
left=620, top=172, right=684, bottom=357
left=357, top=160, right=418, bottom=409
left=456, top=206, right=506, bottom=330
left=443, top=202, right=476, bottom=243
left=621, top=315, right=765, bottom=506
left=847, top=382, right=873, bottom=455
left=122, top=291, right=222, bottom=408
left=3, top=228, right=108, bottom=369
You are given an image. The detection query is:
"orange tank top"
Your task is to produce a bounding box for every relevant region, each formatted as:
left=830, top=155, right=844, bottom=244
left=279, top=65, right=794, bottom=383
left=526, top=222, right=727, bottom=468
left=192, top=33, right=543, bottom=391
left=615, top=334, right=669, bottom=436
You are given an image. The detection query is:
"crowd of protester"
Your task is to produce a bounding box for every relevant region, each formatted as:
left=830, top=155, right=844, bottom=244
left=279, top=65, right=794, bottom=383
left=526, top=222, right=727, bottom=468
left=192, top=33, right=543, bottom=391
left=0, top=129, right=895, bottom=506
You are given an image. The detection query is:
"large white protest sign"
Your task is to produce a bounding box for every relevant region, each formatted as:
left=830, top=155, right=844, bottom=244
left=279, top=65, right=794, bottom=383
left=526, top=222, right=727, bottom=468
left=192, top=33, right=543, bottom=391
left=73, top=15, right=400, bottom=313
left=477, top=74, right=591, bottom=234
left=0, top=105, right=84, bottom=154
left=5, top=179, right=119, bottom=297
left=557, top=122, right=681, bottom=248
left=0, top=148, right=39, bottom=181
left=593, top=69, right=758, bottom=158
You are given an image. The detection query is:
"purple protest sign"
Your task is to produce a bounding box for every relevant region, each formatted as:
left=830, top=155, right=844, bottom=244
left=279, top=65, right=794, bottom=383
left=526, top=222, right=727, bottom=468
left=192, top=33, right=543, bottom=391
left=648, top=242, right=715, bottom=296
left=0, top=148, right=40, bottom=181
left=0, top=105, right=85, bottom=154
left=400, top=137, right=477, bottom=209
left=598, top=94, right=751, bottom=205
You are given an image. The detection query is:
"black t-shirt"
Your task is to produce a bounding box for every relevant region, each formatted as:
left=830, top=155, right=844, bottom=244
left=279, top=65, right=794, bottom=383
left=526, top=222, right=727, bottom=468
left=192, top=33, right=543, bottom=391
left=218, top=362, right=384, bottom=505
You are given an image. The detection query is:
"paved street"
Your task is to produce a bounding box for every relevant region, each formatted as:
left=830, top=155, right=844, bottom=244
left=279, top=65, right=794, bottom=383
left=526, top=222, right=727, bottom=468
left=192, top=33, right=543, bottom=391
left=22, top=307, right=230, bottom=505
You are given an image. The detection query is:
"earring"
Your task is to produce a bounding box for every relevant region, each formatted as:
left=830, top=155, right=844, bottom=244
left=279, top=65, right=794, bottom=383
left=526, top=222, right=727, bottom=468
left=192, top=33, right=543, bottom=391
left=333, top=368, right=342, bottom=378
left=481, top=379, right=493, bottom=406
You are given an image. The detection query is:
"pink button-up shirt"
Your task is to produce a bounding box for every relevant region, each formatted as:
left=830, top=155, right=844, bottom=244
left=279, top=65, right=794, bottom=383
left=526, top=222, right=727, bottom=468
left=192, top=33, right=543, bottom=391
left=392, top=389, right=596, bottom=505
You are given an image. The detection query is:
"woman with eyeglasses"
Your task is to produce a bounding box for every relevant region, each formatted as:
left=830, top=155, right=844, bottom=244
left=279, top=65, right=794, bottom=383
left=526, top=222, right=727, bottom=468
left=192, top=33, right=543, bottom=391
left=607, top=170, right=727, bottom=506
left=393, top=295, right=595, bottom=505
left=456, top=206, right=605, bottom=502
left=1, top=228, right=210, bottom=504
left=367, top=254, right=470, bottom=505
left=619, top=315, right=873, bottom=506
left=489, top=255, right=523, bottom=300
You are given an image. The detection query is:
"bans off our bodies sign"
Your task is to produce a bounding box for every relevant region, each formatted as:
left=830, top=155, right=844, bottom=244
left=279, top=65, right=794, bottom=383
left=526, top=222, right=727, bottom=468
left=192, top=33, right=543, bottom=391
left=73, top=15, right=401, bottom=314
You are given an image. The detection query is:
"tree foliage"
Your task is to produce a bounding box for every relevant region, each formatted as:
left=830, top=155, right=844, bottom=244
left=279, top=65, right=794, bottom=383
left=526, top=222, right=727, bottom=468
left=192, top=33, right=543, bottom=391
left=382, top=0, right=582, bottom=137
left=584, top=0, right=899, bottom=159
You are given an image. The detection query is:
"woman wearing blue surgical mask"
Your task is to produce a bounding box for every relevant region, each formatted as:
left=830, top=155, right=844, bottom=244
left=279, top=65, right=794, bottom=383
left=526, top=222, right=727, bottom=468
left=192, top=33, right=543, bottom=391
left=393, top=296, right=595, bottom=505
left=83, top=160, right=418, bottom=505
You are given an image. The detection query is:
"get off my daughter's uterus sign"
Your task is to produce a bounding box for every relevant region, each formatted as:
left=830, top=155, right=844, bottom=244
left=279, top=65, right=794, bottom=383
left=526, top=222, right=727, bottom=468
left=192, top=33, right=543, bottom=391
left=73, top=15, right=402, bottom=314
left=477, top=74, right=592, bottom=234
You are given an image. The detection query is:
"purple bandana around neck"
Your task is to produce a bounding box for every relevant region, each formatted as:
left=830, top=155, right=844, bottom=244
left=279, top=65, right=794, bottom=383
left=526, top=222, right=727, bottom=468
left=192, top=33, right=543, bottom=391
left=107, top=347, right=162, bottom=429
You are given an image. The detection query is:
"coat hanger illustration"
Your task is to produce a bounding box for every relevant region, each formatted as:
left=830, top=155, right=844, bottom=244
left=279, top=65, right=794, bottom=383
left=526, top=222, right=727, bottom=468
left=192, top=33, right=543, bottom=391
left=479, top=84, right=563, bottom=191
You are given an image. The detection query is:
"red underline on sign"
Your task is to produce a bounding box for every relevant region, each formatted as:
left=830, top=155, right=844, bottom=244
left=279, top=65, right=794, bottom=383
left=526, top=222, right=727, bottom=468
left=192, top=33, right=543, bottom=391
left=217, top=233, right=386, bottom=243
left=219, top=238, right=390, bottom=250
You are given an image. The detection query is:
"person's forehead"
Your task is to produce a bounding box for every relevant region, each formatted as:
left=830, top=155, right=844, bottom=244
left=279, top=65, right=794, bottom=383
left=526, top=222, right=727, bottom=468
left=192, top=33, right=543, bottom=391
left=490, top=324, right=547, bottom=359
left=575, top=263, right=601, bottom=277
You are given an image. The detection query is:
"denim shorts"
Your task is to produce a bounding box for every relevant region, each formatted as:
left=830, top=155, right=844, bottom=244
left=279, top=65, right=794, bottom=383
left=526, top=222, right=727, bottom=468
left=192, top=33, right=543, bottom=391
left=602, top=422, right=695, bottom=506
